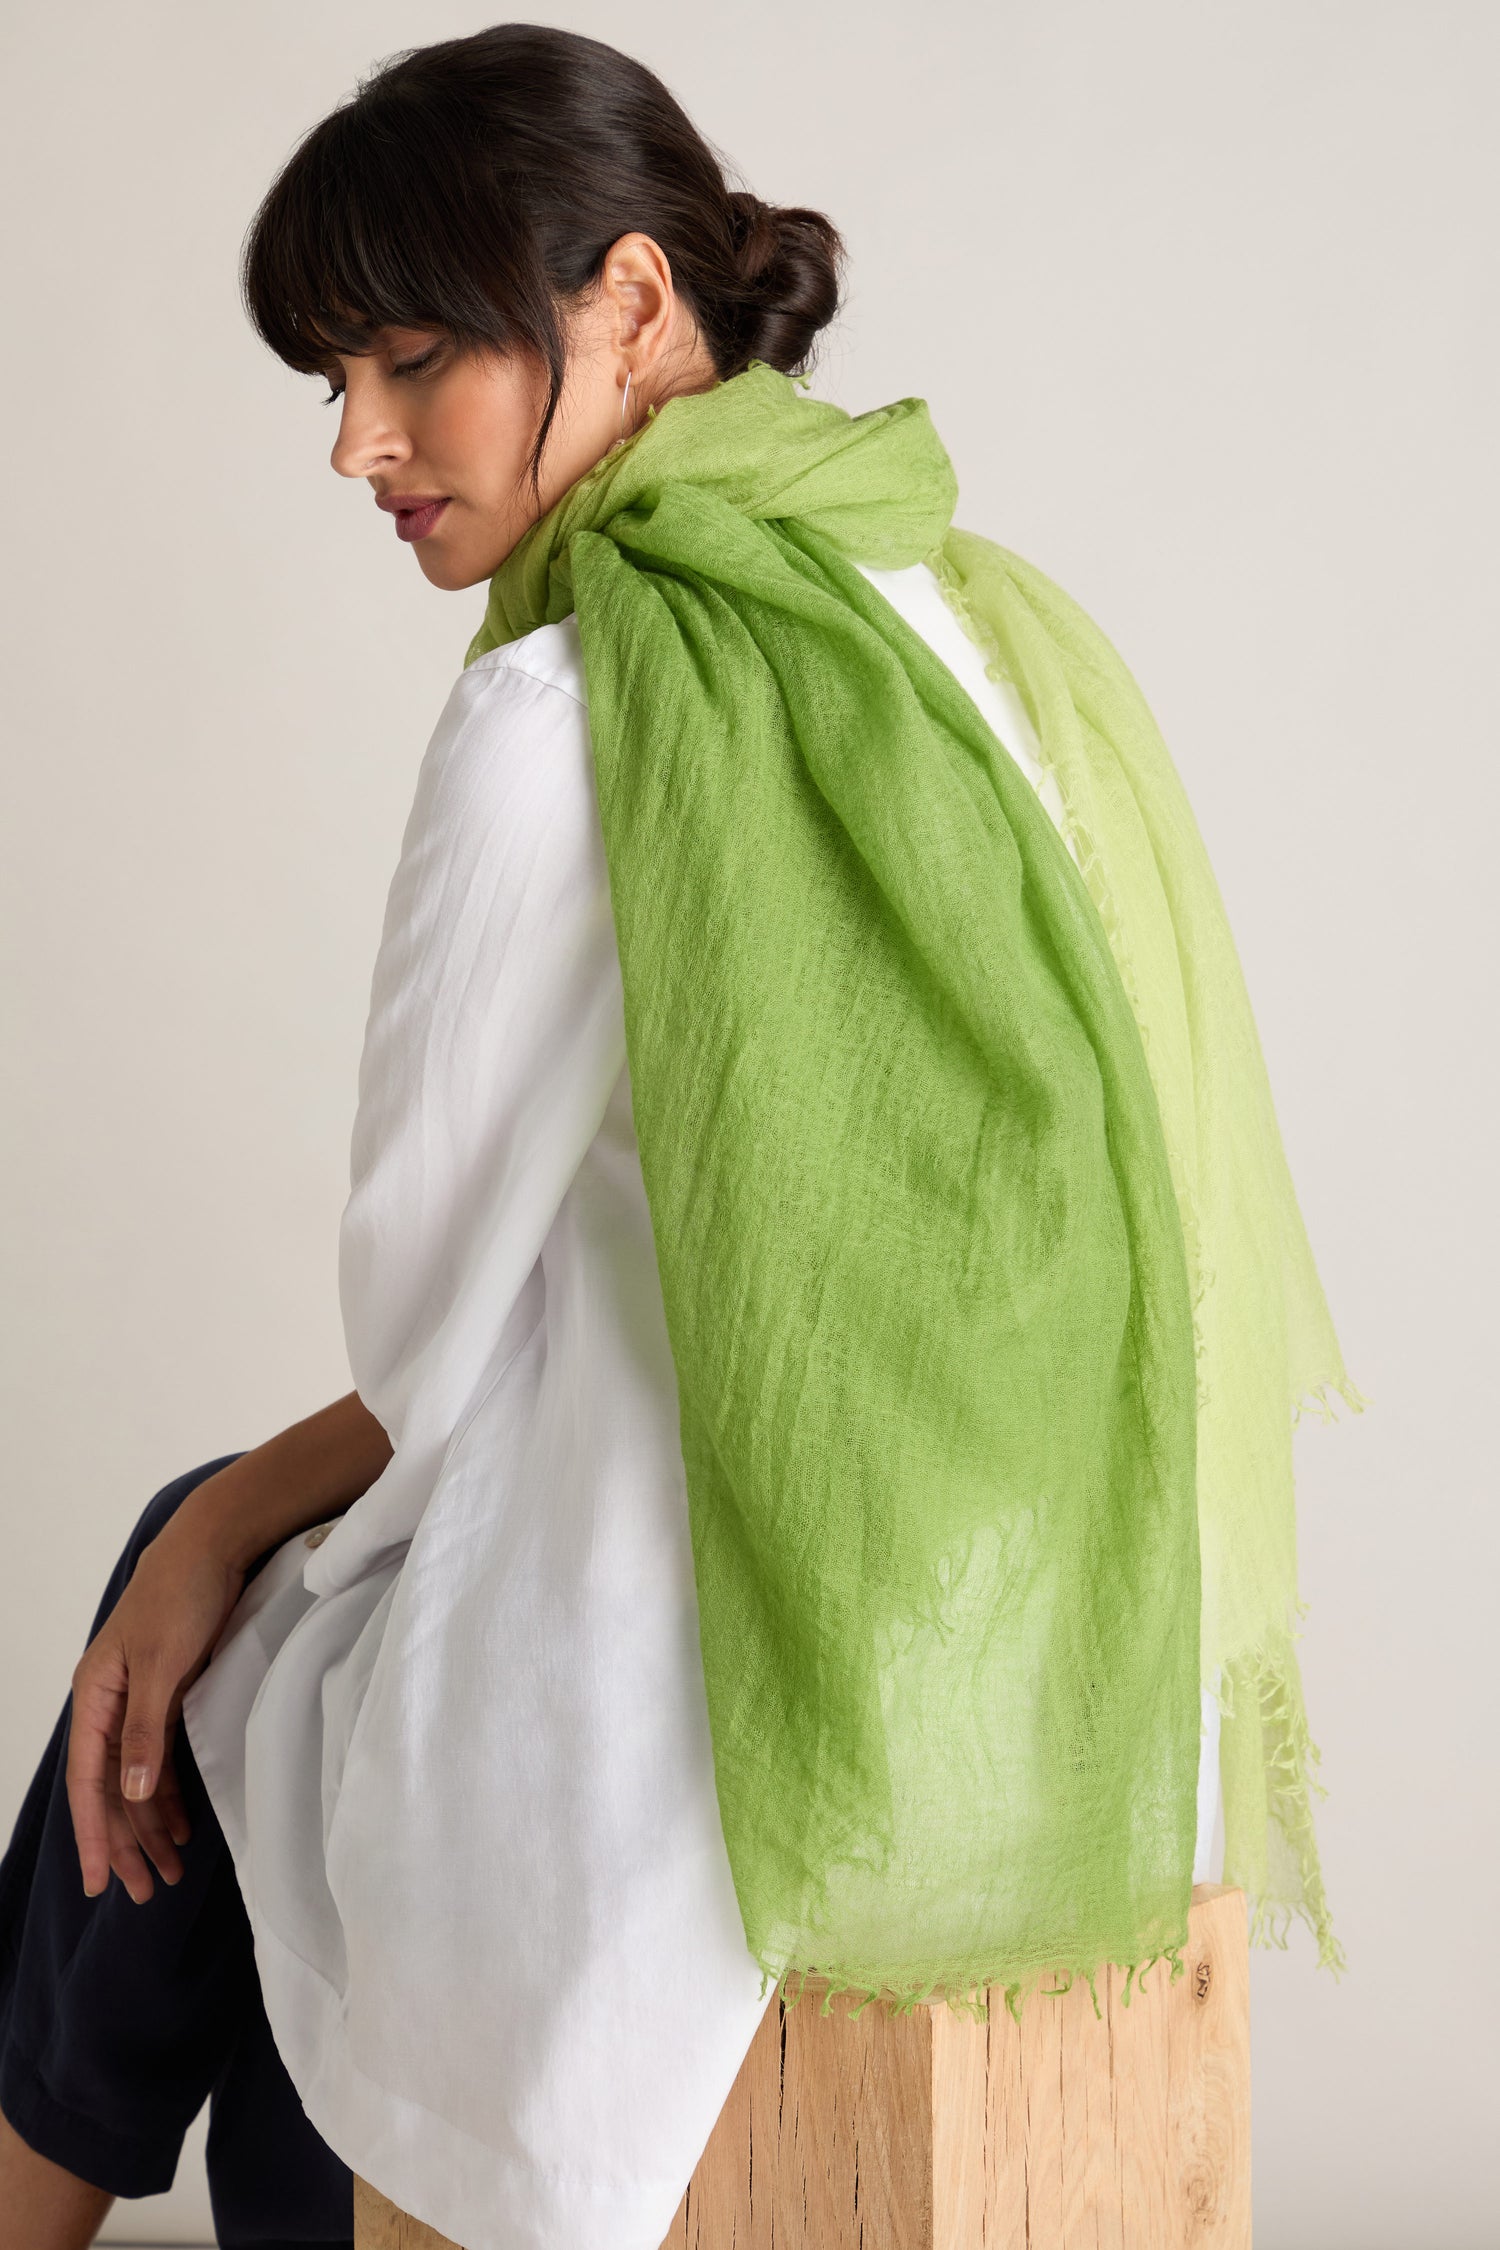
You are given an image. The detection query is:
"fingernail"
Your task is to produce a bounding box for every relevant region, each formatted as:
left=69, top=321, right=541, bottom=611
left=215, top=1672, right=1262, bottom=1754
left=83, top=1877, right=104, bottom=1898
left=123, top=1766, right=151, bottom=1801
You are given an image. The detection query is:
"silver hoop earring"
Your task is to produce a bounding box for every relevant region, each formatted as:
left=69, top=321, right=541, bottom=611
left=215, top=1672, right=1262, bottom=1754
left=620, top=369, right=633, bottom=441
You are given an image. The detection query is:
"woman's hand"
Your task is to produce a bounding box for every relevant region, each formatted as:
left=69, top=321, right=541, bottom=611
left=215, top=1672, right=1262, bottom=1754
left=65, top=1499, right=249, bottom=1905
left=62, top=1393, right=391, bottom=1906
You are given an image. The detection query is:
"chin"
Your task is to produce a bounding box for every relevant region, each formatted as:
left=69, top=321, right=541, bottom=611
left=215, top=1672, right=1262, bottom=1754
left=414, top=546, right=488, bottom=594
left=411, top=549, right=463, bottom=594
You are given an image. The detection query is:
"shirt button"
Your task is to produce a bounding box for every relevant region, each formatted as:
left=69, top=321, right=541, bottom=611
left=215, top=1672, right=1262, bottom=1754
left=304, top=1523, right=332, bottom=1549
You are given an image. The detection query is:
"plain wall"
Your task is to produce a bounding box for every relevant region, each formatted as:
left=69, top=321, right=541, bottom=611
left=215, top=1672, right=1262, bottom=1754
left=2, top=4, right=1493, bottom=2244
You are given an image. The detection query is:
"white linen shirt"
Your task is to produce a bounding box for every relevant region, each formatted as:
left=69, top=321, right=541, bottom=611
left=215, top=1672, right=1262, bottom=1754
left=182, top=555, right=1221, bottom=2250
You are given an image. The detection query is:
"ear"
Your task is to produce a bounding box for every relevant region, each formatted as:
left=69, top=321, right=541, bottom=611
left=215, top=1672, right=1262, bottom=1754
left=597, top=231, right=677, bottom=367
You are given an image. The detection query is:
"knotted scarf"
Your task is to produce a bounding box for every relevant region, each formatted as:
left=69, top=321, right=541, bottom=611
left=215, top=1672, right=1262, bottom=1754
left=466, top=360, right=1366, bottom=2014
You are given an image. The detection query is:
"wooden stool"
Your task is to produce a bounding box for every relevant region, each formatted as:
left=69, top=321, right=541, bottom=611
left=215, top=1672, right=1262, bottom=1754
left=355, top=1882, right=1250, bottom=2248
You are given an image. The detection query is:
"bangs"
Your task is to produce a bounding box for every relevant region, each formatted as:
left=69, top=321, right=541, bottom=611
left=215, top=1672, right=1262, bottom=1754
left=236, top=21, right=845, bottom=498
left=242, top=99, right=541, bottom=377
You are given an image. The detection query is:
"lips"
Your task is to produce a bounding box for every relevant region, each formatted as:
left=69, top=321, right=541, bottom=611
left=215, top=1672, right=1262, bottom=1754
left=375, top=493, right=450, bottom=542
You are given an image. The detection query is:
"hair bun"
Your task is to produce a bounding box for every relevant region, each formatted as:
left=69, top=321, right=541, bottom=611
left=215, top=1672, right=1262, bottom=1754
left=725, top=190, right=844, bottom=376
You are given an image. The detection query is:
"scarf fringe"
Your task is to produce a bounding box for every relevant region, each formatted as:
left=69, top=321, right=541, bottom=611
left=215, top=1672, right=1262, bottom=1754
left=754, top=1939, right=1191, bottom=2028
left=1293, top=1370, right=1373, bottom=1427
left=1214, top=1639, right=1350, bottom=1978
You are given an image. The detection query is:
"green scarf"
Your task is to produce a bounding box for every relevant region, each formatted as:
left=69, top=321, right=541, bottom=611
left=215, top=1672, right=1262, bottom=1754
left=466, top=360, right=1366, bottom=2015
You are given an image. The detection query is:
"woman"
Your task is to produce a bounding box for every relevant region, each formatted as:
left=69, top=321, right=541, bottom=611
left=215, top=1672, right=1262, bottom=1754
left=0, top=23, right=1364, bottom=2250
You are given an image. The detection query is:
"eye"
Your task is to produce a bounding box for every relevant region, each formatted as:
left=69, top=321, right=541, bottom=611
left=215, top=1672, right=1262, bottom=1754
left=392, top=343, right=444, bottom=380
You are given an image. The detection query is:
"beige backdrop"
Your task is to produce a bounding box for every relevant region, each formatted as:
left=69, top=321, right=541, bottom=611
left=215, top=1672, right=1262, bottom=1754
left=2, top=4, right=1493, bottom=2245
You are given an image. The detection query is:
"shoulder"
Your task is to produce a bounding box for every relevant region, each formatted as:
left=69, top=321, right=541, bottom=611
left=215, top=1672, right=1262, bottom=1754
left=432, top=615, right=590, bottom=781
left=371, top=617, right=605, bottom=943
left=416, top=621, right=593, bottom=823
left=462, top=615, right=588, bottom=709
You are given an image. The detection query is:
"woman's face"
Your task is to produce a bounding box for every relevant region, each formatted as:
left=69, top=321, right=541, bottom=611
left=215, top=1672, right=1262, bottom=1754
left=323, top=233, right=716, bottom=592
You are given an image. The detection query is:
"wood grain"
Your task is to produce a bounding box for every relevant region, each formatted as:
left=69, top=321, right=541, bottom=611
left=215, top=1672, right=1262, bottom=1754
left=356, top=1886, right=1251, bottom=2250
left=354, top=2169, right=461, bottom=2248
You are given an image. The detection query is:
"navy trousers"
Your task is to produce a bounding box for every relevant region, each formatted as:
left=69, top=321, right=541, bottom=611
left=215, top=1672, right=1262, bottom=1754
left=0, top=1457, right=355, bottom=2249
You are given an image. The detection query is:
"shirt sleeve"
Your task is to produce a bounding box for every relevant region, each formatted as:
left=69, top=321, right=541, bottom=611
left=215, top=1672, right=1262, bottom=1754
left=320, top=652, right=626, bottom=1582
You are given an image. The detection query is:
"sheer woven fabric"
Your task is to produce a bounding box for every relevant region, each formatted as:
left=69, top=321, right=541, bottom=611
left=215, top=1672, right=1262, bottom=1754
left=466, top=361, right=1363, bottom=2010
left=925, top=537, right=1368, bottom=1966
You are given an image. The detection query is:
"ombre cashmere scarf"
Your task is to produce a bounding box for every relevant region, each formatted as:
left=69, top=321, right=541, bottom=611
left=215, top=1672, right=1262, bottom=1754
left=466, top=360, right=1366, bottom=2016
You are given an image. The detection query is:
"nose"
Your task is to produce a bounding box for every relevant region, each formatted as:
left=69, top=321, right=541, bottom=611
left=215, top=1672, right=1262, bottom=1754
left=329, top=375, right=412, bottom=482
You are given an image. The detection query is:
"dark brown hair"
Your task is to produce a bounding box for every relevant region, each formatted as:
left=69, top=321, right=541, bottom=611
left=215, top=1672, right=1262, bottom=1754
left=242, top=23, right=847, bottom=495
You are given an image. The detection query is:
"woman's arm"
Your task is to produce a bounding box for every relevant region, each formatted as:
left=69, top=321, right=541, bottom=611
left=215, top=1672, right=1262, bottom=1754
left=333, top=652, right=624, bottom=1493
left=65, top=1390, right=391, bottom=1905
left=68, top=649, right=616, bottom=1901
left=168, top=1388, right=393, bottom=1570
